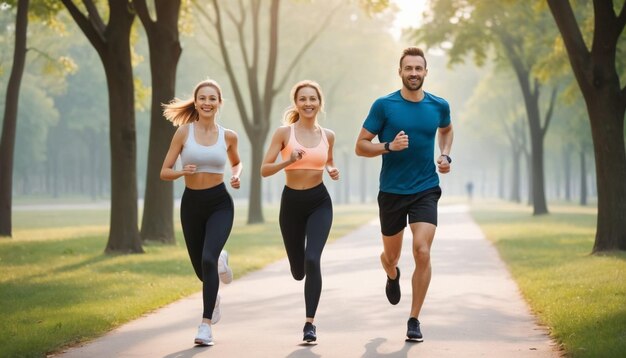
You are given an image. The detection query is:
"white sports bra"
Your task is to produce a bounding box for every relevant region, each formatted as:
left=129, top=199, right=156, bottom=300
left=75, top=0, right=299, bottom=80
left=180, top=122, right=227, bottom=174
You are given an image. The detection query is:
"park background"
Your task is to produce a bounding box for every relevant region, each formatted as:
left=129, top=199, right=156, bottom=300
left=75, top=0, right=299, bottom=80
left=0, top=0, right=624, bottom=357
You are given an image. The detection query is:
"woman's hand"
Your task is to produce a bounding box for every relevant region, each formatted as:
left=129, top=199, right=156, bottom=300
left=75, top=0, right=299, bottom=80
left=182, top=164, right=197, bottom=176
left=230, top=175, right=241, bottom=189
left=327, top=166, right=339, bottom=180
left=290, top=148, right=305, bottom=163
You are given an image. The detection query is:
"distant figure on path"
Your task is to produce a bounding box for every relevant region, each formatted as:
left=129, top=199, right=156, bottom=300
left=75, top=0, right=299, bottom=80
left=261, top=80, right=339, bottom=343
left=160, top=79, right=242, bottom=346
left=466, top=181, right=474, bottom=201
left=355, top=47, right=454, bottom=342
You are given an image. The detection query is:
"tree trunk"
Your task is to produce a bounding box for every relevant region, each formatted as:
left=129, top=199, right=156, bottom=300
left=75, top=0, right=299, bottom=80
left=547, top=0, right=626, bottom=252
left=510, top=148, right=521, bottom=203
left=501, top=34, right=550, bottom=214
left=580, top=150, right=587, bottom=206
left=525, top=93, right=548, bottom=215
left=0, top=0, right=28, bottom=238
left=525, top=152, right=533, bottom=206
left=136, top=0, right=181, bottom=244
left=589, top=101, right=626, bottom=252
left=248, top=133, right=267, bottom=223
left=102, top=30, right=143, bottom=254
left=62, top=0, right=143, bottom=253
left=564, top=146, right=572, bottom=201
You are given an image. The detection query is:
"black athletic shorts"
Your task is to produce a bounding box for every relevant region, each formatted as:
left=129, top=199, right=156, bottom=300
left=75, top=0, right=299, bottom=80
left=377, top=185, right=442, bottom=236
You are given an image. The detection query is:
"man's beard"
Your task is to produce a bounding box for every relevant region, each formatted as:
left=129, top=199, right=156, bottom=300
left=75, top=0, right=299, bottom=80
left=403, top=76, right=424, bottom=91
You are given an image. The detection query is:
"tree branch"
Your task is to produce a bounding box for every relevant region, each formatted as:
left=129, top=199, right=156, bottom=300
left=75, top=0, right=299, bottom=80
left=209, top=0, right=252, bottom=134
left=194, top=3, right=220, bottom=48
left=133, top=0, right=154, bottom=31
left=262, top=0, right=279, bottom=117
left=615, top=0, right=626, bottom=35
left=194, top=0, right=215, bottom=25
left=542, top=87, right=557, bottom=138
left=82, top=0, right=106, bottom=35
left=227, top=2, right=250, bottom=71
left=546, top=0, right=591, bottom=87
left=61, top=0, right=106, bottom=50
left=274, top=3, right=342, bottom=95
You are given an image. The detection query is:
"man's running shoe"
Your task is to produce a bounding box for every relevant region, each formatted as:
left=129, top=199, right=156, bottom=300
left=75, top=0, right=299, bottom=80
left=406, top=317, right=423, bottom=342
left=218, top=250, right=233, bottom=284
left=385, top=267, right=401, bottom=305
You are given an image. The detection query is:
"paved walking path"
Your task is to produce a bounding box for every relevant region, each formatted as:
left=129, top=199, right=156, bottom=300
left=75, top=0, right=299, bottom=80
left=57, top=205, right=559, bottom=357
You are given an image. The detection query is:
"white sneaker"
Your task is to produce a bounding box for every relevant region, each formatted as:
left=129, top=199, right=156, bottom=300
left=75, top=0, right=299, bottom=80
left=194, top=323, right=214, bottom=346
left=218, top=250, right=233, bottom=284
left=211, top=294, right=221, bottom=324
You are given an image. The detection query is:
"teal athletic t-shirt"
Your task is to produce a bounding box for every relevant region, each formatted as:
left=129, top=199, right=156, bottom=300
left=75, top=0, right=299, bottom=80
left=363, top=90, right=451, bottom=195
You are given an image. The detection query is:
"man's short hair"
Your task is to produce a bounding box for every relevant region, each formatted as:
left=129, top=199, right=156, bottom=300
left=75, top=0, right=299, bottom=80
left=399, top=47, right=427, bottom=69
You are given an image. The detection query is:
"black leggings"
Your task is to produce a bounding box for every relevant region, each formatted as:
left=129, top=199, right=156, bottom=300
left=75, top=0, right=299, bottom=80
left=279, top=183, right=333, bottom=318
left=180, top=183, right=234, bottom=319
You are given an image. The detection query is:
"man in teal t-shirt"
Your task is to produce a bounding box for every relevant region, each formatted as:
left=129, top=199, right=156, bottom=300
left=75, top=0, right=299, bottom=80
left=355, top=46, right=454, bottom=342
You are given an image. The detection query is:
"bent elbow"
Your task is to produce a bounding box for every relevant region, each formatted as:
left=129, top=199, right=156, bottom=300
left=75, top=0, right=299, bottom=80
left=355, top=145, right=365, bottom=157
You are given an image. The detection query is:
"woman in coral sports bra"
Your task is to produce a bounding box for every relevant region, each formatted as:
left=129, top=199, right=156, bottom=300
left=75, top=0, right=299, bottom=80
left=261, top=80, right=339, bottom=343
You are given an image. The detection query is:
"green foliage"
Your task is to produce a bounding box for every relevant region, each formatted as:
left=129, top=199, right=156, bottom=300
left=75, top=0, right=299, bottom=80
left=358, top=0, right=393, bottom=16
left=415, top=0, right=559, bottom=76
left=472, top=201, right=626, bottom=358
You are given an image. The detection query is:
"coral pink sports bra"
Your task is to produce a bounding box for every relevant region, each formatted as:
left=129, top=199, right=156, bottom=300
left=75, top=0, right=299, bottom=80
left=281, top=124, right=329, bottom=171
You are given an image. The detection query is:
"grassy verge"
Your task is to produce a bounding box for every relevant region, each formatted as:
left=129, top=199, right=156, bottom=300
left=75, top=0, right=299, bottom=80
left=470, top=200, right=626, bottom=358
left=1, top=203, right=377, bottom=357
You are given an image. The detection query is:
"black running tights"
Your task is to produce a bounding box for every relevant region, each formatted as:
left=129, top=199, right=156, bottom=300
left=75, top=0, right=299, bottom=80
left=180, top=183, right=234, bottom=319
left=279, top=183, right=333, bottom=319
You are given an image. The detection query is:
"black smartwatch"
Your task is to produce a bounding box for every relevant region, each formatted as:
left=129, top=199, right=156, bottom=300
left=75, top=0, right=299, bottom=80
left=384, top=142, right=393, bottom=152
left=441, top=154, right=452, bottom=163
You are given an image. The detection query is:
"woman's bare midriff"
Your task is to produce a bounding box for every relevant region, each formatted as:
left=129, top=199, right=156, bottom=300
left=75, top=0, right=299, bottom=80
left=285, top=169, right=324, bottom=190
left=184, top=172, right=225, bottom=190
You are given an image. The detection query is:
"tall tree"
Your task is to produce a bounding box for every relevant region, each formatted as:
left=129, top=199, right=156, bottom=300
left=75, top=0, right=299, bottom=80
left=546, top=0, right=626, bottom=252
left=133, top=0, right=181, bottom=244
left=194, top=0, right=339, bottom=223
left=61, top=0, right=143, bottom=253
left=415, top=0, right=558, bottom=215
left=0, top=0, right=28, bottom=237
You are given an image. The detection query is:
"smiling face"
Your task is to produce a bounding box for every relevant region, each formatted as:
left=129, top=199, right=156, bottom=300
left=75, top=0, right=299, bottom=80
left=195, top=85, right=221, bottom=117
left=399, top=55, right=427, bottom=92
left=295, top=86, right=321, bottom=120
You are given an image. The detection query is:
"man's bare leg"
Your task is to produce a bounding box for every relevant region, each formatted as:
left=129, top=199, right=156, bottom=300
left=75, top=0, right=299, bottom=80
left=409, top=222, right=436, bottom=318
left=380, top=230, right=405, bottom=279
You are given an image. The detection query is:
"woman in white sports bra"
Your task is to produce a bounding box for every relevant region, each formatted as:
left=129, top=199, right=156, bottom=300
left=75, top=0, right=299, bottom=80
left=261, top=80, right=339, bottom=343
left=160, top=79, right=242, bottom=346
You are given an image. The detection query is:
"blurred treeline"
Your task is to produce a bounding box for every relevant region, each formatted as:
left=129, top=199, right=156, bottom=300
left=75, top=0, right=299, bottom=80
left=1, top=1, right=618, bottom=208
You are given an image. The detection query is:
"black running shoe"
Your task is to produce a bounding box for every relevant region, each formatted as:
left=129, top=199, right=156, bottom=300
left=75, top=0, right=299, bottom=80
left=406, top=317, right=423, bottom=342
left=303, top=322, right=317, bottom=342
left=385, top=267, right=401, bottom=305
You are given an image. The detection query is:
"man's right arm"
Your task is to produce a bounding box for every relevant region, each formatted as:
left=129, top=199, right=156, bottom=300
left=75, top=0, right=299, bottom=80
left=355, top=127, right=388, bottom=158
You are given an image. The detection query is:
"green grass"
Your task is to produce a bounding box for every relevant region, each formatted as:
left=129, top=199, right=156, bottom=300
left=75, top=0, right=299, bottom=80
left=470, top=200, right=626, bottom=358
left=0, top=203, right=377, bottom=358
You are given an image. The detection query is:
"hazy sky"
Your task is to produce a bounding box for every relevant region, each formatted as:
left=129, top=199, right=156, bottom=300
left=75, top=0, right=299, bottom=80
left=390, top=0, right=427, bottom=39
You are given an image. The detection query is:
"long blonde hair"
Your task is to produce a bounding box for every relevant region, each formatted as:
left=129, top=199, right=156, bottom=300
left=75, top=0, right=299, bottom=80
left=282, top=80, right=324, bottom=125
left=162, top=79, right=223, bottom=127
